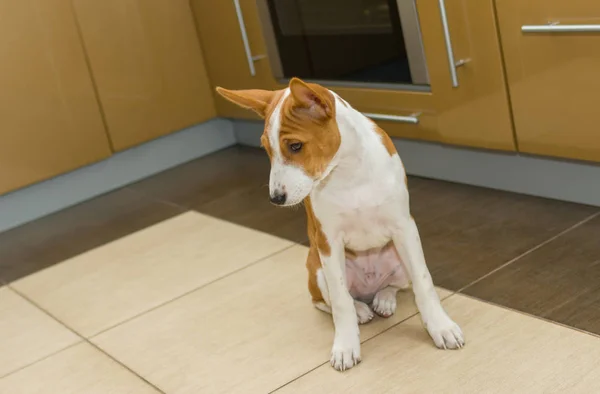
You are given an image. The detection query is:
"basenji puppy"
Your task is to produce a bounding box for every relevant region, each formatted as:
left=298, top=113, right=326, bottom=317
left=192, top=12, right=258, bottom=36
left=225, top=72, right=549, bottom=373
left=216, top=78, right=464, bottom=371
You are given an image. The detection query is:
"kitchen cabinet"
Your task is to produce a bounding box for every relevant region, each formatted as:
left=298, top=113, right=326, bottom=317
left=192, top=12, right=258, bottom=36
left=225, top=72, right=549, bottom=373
left=73, top=0, right=216, bottom=151
left=193, top=0, right=515, bottom=152
left=496, top=0, right=600, bottom=162
left=191, top=0, right=279, bottom=119
left=0, top=0, right=111, bottom=195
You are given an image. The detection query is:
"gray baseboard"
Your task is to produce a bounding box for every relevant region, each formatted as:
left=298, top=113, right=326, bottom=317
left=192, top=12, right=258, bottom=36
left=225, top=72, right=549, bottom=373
left=0, top=119, right=236, bottom=232
left=2, top=117, right=599, bottom=233
left=232, top=120, right=600, bottom=207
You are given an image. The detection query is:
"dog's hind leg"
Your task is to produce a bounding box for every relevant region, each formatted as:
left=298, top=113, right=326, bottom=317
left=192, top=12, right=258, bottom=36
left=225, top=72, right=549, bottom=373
left=370, top=243, right=411, bottom=317
left=314, top=269, right=374, bottom=324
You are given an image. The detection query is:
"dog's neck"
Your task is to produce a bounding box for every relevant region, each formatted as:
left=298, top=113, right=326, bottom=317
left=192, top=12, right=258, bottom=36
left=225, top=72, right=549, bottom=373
left=315, top=98, right=389, bottom=192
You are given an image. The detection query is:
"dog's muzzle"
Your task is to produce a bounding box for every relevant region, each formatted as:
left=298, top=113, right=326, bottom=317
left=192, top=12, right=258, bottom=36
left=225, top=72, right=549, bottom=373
left=269, top=192, right=287, bottom=206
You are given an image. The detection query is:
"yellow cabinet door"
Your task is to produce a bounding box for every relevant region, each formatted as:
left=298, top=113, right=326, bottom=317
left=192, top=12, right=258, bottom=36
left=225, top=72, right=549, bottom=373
left=191, top=0, right=278, bottom=119
left=0, top=0, right=111, bottom=195
left=496, top=1, right=600, bottom=162
left=73, top=0, right=216, bottom=151
left=193, top=0, right=515, bottom=152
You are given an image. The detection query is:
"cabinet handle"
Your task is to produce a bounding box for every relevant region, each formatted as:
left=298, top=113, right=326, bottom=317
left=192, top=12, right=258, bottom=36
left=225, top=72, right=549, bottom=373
left=522, top=22, right=600, bottom=33
left=438, top=0, right=468, bottom=88
left=233, top=0, right=265, bottom=76
left=363, top=112, right=420, bottom=124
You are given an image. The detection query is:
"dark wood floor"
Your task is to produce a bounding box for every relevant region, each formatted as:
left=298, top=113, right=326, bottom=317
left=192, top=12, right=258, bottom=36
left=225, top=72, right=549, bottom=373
left=1, top=145, right=599, bottom=336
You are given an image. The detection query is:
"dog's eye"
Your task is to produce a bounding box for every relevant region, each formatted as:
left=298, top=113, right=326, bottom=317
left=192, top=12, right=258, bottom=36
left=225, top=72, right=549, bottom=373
left=289, top=142, right=303, bottom=153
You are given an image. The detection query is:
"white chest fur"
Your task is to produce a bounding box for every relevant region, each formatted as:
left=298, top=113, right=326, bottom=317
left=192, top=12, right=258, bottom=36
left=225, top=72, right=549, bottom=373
left=313, top=173, right=406, bottom=250
left=311, top=100, right=410, bottom=252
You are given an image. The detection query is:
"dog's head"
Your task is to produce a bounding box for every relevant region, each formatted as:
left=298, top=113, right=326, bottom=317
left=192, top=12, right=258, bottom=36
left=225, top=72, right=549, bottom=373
left=216, top=78, right=341, bottom=207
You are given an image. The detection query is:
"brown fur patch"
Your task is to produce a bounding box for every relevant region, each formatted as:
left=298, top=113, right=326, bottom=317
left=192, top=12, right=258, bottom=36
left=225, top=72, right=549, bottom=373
left=304, top=196, right=330, bottom=302
left=216, top=81, right=342, bottom=177
left=372, top=123, right=397, bottom=156
left=276, top=80, right=341, bottom=178
left=306, top=245, right=324, bottom=302
left=215, top=87, right=286, bottom=161
left=304, top=196, right=330, bottom=256
left=215, top=87, right=276, bottom=118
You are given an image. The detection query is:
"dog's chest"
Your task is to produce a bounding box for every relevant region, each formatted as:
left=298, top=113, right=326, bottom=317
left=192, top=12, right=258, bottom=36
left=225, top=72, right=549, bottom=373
left=339, top=202, right=397, bottom=250
left=316, top=179, right=404, bottom=251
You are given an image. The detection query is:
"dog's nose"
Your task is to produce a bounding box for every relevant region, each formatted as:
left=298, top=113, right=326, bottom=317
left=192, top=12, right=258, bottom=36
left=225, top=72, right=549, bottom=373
left=270, top=192, right=287, bottom=206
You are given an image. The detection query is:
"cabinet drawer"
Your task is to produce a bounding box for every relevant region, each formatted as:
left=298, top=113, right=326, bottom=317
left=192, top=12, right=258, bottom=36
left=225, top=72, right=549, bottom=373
left=496, top=1, right=600, bottom=162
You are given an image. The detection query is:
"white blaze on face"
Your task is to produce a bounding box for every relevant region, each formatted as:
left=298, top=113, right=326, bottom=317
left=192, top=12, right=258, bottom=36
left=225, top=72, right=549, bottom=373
left=267, top=89, right=314, bottom=206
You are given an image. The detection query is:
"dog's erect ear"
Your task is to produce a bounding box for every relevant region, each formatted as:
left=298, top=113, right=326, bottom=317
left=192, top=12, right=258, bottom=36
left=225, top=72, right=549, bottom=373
left=289, top=78, right=332, bottom=120
left=215, top=87, right=276, bottom=118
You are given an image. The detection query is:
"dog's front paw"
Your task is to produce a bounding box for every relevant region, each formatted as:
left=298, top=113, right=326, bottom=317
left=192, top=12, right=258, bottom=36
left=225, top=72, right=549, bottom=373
left=372, top=288, right=397, bottom=318
left=330, top=333, right=361, bottom=371
left=424, top=311, right=465, bottom=350
left=354, top=300, right=374, bottom=324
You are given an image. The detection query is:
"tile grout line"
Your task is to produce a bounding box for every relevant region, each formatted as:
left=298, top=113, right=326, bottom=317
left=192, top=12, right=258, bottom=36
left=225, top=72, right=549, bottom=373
left=268, top=290, right=457, bottom=393
left=2, top=242, right=297, bottom=389
left=127, top=185, right=310, bottom=245
left=271, top=283, right=600, bottom=392
left=1, top=241, right=296, bottom=388
left=127, top=178, right=311, bottom=244
left=5, top=205, right=598, bottom=389
left=1, top=225, right=295, bottom=387
left=123, top=186, right=190, bottom=211
left=457, top=211, right=600, bottom=294
left=89, top=243, right=297, bottom=338
left=348, top=208, right=599, bottom=386
left=457, top=292, right=600, bottom=340
left=268, top=362, right=328, bottom=393
left=0, top=342, right=82, bottom=381
left=6, top=286, right=167, bottom=394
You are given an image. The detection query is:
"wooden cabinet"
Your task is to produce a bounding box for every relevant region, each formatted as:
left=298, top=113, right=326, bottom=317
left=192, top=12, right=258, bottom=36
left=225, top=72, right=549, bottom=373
left=191, top=0, right=278, bottom=119
left=73, top=0, right=216, bottom=151
left=193, top=0, right=515, bottom=152
left=0, top=0, right=111, bottom=195
left=496, top=0, right=600, bottom=162
left=344, top=0, right=514, bottom=151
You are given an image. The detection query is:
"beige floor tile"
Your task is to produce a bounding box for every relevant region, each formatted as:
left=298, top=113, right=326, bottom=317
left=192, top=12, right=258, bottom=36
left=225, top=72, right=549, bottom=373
left=0, top=287, right=79, bottom=378
left=276, top=295, right=600, bottom=394
left=0, top=342, right=159, bottom=393
left=93, top=245, right=450, bottom=394
left=13, top=212, right=292, bottom=336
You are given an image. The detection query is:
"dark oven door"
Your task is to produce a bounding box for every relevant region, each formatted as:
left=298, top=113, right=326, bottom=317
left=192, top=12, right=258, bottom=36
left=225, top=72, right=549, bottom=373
left=258, top=0, right=429, bottom=88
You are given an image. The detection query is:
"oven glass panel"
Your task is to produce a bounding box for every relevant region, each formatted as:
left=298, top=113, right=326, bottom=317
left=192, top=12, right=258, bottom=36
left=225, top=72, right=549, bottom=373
left=266, top=0, right=428, bottom=85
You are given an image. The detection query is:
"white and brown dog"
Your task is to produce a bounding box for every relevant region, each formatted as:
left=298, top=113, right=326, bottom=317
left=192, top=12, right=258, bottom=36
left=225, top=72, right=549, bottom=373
left=217, top=78, right=464, bottom=371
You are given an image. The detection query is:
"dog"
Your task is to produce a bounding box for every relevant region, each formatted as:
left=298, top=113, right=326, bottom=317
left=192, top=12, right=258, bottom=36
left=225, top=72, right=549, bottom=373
left=216, top=78, right=464, bottom=371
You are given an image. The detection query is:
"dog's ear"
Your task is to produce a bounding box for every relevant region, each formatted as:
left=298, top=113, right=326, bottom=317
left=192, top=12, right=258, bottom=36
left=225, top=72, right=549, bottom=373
left=215, top=87, right=276, bottom=118
left=289, top=78, right=332, bottom=120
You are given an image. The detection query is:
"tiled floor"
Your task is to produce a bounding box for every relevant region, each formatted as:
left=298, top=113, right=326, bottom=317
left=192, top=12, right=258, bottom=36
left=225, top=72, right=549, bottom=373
left=1, top=145, right=600, bottom=393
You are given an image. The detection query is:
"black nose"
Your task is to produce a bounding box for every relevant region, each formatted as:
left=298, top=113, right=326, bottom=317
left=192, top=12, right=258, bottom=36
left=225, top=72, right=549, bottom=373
left=270, top=192, right=287, bottom=206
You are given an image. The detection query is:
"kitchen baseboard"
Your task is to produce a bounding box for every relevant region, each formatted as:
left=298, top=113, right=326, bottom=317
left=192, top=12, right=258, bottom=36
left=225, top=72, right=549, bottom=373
left=0, top=119, right=236, bottom=233
left=233, top=120, right=600, bottom=207
left=2, top=117, right=599, bottom=233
